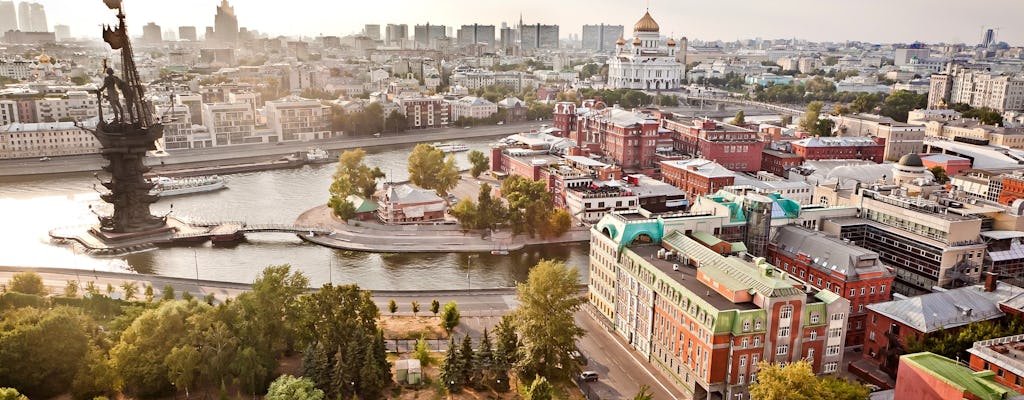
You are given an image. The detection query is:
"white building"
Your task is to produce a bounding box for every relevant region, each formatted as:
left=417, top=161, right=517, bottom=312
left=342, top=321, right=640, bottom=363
left=0, top=100, right=17, bottom=125
left=929, top=65, right=1024, bottom=112
left=34, top=91, right=97, bottom=122
left=0, top=120, right=100, bottom=159
left=161, top=105, right=194, bottom=150
left=449, top=96, right=497, bottom=121
left=606, top=10, right=682, bottom=90
left=0, top=59, right=33, bottom=80
left=202, top=102, right=256, bottom=146
left=264, top=95, right=333, bottom=142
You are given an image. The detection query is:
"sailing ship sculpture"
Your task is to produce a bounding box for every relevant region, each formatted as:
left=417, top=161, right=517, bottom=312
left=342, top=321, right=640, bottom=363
left=90, top=0, right=169, bottom=237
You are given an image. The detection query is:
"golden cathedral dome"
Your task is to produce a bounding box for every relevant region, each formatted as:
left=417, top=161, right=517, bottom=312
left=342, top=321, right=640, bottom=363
left=37, top=53, right=51, bottom=64
left=632, top=37, right=641, bottom=46
left=633, top=10, right=660, bottom=33
left=616, top=37, right=625, bottom=46
left=667, top=37, right=676, bottom=47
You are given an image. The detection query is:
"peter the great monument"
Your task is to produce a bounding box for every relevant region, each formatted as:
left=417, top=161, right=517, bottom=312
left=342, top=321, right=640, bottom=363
left=49, top=0, right=328, bottom=255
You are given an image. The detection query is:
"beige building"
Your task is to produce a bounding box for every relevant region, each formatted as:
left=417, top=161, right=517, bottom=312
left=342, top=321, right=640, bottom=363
left=0, top=121, right=100, bottom=159
left=833, top=113, right=925, bottom=161
left=924, top=119, right=1024, bottom=149
left=929, top=66, right=1024, bottom=112
left=34, top=91, right=98, bottom=123
left=202, top=102, right=256, bottom=146
left=264, top=96, right=332, bottom=142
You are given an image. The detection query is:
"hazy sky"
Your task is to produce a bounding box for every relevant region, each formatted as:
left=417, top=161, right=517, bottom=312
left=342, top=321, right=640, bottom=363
left=36, top=0, right=1024, bottom=45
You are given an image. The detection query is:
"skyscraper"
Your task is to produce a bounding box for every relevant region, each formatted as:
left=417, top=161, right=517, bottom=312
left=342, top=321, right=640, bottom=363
left=53, top=24, right=70, bottom=41
left=457, top=24, right=495, bottom=48
left=27, top=2, right=44, bottom=32
left=982, top=28, right=995, bottom=48
left=179, top=26, right=197, bottom=41
left=213, top=0, right=238, bottom=44
left=413, top=23, right=445, bottom=49
left=519, top=23, right=558, bottom=50
left=142, top=22, right=161, bottom=44
left=582, top=24, right=623, bottom=52
left=363, top=24, right=380, bottom=40
left=385, top=24, right=407, bottom=46
left=16, top=1, right=28, bottom=32
left=0, top=1, right=16, bottom=33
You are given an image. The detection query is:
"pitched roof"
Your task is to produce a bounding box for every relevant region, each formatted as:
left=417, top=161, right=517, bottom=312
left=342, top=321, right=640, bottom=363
left=385, top=184, right=443, bottom=204
left=346, top=194, right=378, bottom=213
left=771, top=225, right=888, bottom=279
left=867, top=284, right=1013, bottom=333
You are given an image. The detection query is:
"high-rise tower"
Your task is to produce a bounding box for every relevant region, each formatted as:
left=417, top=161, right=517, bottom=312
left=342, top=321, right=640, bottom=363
left=0, top=1, right=17, bottom=33
left=213, top=0, right=238, bottom=44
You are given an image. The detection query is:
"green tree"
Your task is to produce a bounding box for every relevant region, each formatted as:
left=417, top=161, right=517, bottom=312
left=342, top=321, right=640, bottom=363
left=0, top=388, right=27, bottom=400
left=161, top=284, right=175, bottom=301
left=431, top=299, right=440, bottom=316
left=459, top=334, right=477, bottom=387
left=411, top=301, right=421, bottom=317
left=388, top=299, right=398, bottom=314
left=440, top=337, right=464, bottom=393
left=384, top=110, right=408, bottom=133
left=820, top=376, right=871, bottom=400
left=800, top=101, right=825, bottom=133
left=64, top=280, right=79, bottom=297
left=475, top=183, right=507, bottom=231
left=730, top=110, right=746, bottom=125
left=850, top=92, right=882, bottom=114
left=328, top=149, right=385, bottom=217
left=85, top=281, right=99, bottom=297
left=749, top=360, right=822, bottom=400
left=451, top=198, right=478, bottom=229
left=121, top=281, right=138, bottom=301
left=0, top=307, right=92, bottom=399
left=476, top=328, right=494, bottom=386
left=468, top=150, right=490, bottom=178
left=633, top=385, right=654, bottom=400
left=524, top=375, right=553, bottom=400
left=110, top=300, right=211, bottom=398
left=297, top=284, right=390, bottom=399
left=543, top=209, right=572, bottom=238
left=266, top=375, right=325, bottom=400
left=879, top=90, right=927, bottom=122
left=414, top=335, right=433, bottom=367
left=106, top=283, right=115, bottom=296
left=165, top=345, right=200, bottom=397
left=930, top=166, right=949, bottom=183
left=963, top=106, right=1004, bottom=126
left=9, top=272, right=44, bottom=295
left=407, top=144, right=461, bottom=198
left=441, top=301, right=461, bottom=333
left=512, top=260, right=586, bottom=381
left=501, top=175, right=554, bottom=237
left=144, top=284, right=155, bottom=302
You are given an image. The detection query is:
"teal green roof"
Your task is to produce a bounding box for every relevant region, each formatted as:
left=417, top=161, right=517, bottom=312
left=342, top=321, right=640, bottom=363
left=595, top=215, right=665, bottom=249
left=902, top=352, right=1022, bottom=400
left=729, top=242, right=747, bottom=253
left=690, top=231, right=724, bottom=247
left=346, top=194, right=378, bottom=213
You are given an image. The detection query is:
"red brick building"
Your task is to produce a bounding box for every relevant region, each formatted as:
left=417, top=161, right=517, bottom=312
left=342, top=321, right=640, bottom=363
left=863, top=278, right=1018, bottom=377
left=967, top=335, right=1024, bottom=393
left=769, top=225, right=895, bottom=347
left=1000, top=173, right=1024, bottom=206
left=790, top=136, right=885, bottom=163
left=920, top=153, right=971, bottom=177
left=662, top=117, right=765, bottom=172
left=761, top=149, right=804, bottom=178
left=896, top=352, right=1023, bottom=400
left=660, top=158, right=735, bottom=199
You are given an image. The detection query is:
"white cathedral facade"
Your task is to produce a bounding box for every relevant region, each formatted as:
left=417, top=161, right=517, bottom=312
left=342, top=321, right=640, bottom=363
left=606, top=10, right=685, bottom=91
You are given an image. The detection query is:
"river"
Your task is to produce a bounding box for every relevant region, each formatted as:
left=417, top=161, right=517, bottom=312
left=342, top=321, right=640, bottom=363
left=0, top=137, right=590, bottom=290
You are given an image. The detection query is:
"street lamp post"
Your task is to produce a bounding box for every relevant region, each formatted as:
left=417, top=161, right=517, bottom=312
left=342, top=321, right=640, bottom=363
left=448, top=381, right=455, bottom=400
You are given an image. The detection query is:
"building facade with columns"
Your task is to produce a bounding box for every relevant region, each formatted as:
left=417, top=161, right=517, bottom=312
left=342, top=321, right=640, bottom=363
left=606, top=10, right=683, bottom=91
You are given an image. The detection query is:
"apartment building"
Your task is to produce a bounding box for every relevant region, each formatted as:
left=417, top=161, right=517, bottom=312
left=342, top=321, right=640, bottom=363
left=967, top=334, right=1024, bottom=394
left=790, top=136, right=885, bottom=163
left=925, top=119, right=1024, bottom=149
left=0, top=121, right=99, bottom=159
left=928, top=66, right=1024, bottom=112
left=769, top=225, right=895, bottom=347
left=264, top=96, right=332, bottom=142
left=449, top=96, right=497, bottom=122
left=590, top=216, right=849, bottom=400
left=662, top=117, right=765, bottom=172
left=34, top=91, right=98, bottom=123
left=661, top=158, right=736, bottom=199
left=832, top=113, right=925, bottom=161
left=397, top=96, right=449, bottom=129
left=202, top=102, right=256, bottom=146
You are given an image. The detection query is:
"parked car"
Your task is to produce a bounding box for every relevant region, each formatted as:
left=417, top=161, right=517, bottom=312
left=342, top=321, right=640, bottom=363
left=579, top=371, right=598, bottom=382
left=38, top=156, right=51, bottom=161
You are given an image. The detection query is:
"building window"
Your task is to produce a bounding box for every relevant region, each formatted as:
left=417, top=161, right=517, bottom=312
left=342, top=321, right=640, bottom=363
left=743, top=321, right=751, bottom=332
left=776, top=344, right=788, bottom=355
left=780, top=305, right=793, bottom=319
left=827, top=345, right=841, bottom=356
left=742, top=338, right=749, bottom=348
left=869, top=331, right=875, bottom=341
left=755, top=320, right=763, bottom=330
left=881, top=284, right=886, bottom=293
left=824, top=362, right=838, bottom=373
left=807, top=348, right=815, bottom=361
left=861, top=287, right=866, bottom=296
left=739, top=355, right=748, bottom=368
left=754, top=337, right=761, bottom=347
left=810, top=331, right=817, bottom=340
left=779, top=327, right=790, bottom=337
left=811, top=314, right=820, bottom=324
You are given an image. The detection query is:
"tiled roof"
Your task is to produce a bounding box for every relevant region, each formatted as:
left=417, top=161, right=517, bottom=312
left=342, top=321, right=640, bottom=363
left=867, top=284, right=1015, bottom=333
left=771, top=225, right=888, bottom=279
left=386, top=184, right=443, bottom=205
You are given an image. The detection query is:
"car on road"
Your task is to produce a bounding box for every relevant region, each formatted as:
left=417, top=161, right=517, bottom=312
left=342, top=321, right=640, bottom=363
left=373, top=132, right=381, bottom=137
left=579, top=371, right=598, bottom=382
left=463, top=126, right=471, bottom=129
left=38, top=156, right=51, bottom=161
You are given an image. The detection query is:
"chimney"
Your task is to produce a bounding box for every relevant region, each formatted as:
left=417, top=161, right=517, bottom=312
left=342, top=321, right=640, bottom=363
left=984, top=272, right=999, bottom=292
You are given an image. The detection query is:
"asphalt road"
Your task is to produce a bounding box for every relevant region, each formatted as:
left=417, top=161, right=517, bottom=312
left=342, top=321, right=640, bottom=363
left=0, top=120, right=545, bottom=177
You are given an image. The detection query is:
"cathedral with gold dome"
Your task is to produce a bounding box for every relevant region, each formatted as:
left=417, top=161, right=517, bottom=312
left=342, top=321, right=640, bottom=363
left=607, top=9, right=685, bottom=91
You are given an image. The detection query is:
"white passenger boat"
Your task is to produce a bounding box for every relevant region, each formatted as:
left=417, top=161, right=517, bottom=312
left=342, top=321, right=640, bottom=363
left=432, top=143, right=470, bottom=153
left=149, top=175, right=227, bottom=197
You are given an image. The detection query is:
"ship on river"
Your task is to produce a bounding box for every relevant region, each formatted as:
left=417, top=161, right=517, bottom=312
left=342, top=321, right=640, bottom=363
left=149, top=175, right=227, bottom=197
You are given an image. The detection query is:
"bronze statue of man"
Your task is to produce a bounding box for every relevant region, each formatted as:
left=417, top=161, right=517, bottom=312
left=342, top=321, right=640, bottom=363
left=97, top=67, right=123, bottom=122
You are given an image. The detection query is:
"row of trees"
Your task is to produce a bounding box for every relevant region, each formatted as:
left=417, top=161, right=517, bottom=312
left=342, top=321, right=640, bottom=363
left=331, top=103, right=408, bottom=136
left=0, top=266, right=392, bottom=399
left=905, top=316, right=1024, bottom=362
left=578, top=88, right=653, bottom=109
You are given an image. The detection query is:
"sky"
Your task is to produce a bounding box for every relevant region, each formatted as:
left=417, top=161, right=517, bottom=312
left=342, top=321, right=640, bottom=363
left=32, top=0, right=1024, bottom=45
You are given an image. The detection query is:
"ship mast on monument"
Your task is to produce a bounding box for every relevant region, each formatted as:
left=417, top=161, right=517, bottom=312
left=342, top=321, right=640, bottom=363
left=90, top=0, right=169, bottom=238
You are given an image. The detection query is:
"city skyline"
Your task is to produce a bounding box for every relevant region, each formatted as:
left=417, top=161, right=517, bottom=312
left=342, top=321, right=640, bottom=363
left=31, top=0, right=1024, bottom=45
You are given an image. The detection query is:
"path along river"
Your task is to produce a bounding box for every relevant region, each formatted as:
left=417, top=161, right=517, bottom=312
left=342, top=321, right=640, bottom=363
left=0, top=137, right=590, bottom=290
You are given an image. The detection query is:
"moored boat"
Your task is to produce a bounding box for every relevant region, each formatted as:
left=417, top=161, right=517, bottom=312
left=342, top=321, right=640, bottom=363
left=149, top=175, right=227, bottom=197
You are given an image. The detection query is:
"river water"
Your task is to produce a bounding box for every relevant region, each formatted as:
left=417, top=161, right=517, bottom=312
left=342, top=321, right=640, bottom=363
left=0, top=137, right=590, bottom=290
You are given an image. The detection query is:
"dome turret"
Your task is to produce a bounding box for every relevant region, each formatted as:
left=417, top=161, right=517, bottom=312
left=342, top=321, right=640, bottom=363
left=667, top=37, right=676, bottom=47
left=632, top=37, right=641, bottom=46
left=633, top=10, right=660, bottom=33
left=616, top=37, right=625, bottom=46
left=898, top=153, right=924, bottom=167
